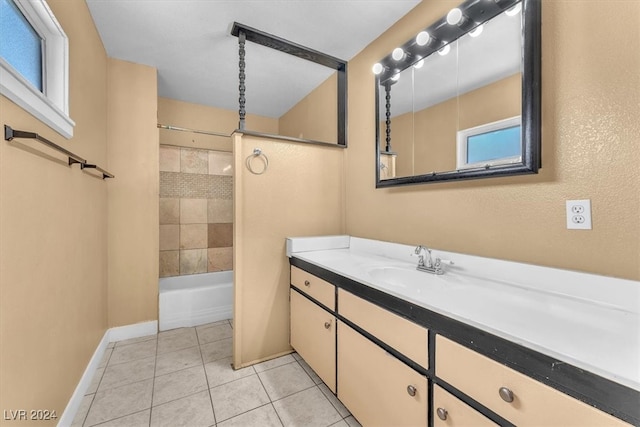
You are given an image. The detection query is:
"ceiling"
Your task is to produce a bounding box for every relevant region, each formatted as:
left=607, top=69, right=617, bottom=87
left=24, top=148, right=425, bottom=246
left=86, top=0, right=421, bottom=119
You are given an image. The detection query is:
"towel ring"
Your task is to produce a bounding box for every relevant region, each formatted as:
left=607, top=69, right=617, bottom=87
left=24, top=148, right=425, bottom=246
left=246, top=148, right=269, bottom=175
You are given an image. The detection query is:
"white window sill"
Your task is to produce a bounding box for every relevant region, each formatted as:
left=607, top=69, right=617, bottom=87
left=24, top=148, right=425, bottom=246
left=1, top=58, right=74, bottom=138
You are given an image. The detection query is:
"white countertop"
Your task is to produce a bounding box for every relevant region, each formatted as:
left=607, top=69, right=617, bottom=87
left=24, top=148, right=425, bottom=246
left=287, top=235, right=640, bottom=392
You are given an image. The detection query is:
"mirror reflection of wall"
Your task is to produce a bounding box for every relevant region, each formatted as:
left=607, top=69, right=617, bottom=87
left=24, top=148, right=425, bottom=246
left=375, top=0, right=540, bottom=186
left=234, top=24, right=346, bottom=146
left=244, top=41, right=338, bottom=143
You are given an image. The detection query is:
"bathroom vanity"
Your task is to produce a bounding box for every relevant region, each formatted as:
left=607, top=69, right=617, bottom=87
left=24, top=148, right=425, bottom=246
left=286, top=236, right=639, bottom=426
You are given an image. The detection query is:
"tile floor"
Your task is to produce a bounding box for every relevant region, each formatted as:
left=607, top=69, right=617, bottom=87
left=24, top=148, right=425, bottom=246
left=72, top=320, right=362, bottom=427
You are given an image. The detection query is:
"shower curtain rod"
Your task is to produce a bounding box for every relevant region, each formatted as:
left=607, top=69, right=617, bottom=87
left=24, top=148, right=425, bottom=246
left=157, top=124, right=231, bottom=138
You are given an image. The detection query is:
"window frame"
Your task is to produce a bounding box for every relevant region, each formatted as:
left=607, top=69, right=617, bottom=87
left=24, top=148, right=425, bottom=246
left=0, top=0, right=74, bottom=138
left=456, top=115, right=522, bottom=171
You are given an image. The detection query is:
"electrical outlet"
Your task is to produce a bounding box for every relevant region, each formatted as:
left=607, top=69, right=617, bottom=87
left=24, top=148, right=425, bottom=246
left=566, top=200, right=592, bottom=230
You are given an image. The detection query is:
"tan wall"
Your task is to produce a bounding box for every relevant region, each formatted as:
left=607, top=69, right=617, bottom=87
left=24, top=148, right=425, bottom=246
left=107, top=59, right=159, bottom=327
left=0, top=0, right=109, bottom=424
left=347, top=0, right=640, bottom=280
left=388, top=111, right=415, bottom=177
left=158, top=97, right=278, bottom=152
left=233, top=133, right=344, bottom=368
left=279, top=72, right=338, bottom=143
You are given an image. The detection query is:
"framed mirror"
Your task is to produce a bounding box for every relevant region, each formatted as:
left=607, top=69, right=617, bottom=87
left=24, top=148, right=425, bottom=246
left=374, top=0, right=540, bottom=187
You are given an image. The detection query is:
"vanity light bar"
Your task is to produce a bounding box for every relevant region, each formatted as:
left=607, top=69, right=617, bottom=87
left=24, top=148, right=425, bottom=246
left=375, top=0, right=521, bottom=83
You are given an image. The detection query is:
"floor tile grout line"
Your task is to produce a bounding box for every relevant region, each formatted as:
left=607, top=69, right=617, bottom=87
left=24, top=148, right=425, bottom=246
left=214, top=402, right=275, bottom=426
left=87, top=408, right=150, bottom=427
left=107, top=341, right=158, bottom=367
left=270, top=402, right=286, bottom=427
left=271, top=383, right=321, bottom=404
left=148, top=329, right=160, bottom=427
left=91, top=361, right=156, bottom=395
left=251, top=363, right=285, bottom=426
left=78, top=393, right=96, bottom=427
left=253, top=357, right=299, bottom=374
left=196, top=325, right=218, bottom=426
left=113, top=335, right=157, bottom=349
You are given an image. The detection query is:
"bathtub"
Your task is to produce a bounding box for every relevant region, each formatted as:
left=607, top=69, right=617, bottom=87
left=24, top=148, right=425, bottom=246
left=159, top=271, right=233, bottom=331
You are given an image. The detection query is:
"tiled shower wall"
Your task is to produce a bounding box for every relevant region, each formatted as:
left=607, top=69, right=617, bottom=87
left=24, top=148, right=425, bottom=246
left=159, top=145, right=233, bottom=277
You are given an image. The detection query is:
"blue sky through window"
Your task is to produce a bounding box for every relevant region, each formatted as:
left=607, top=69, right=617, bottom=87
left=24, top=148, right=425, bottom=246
left=0, top=0, right=43, bottom=91
left=467, top=125, right=521, bottom=164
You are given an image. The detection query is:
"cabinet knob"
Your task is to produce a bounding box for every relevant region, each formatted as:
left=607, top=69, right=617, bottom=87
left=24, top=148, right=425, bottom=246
left=436, top=407, right=448, bottom=421
left=304, top=280, right=310, bottom=287
left=499, top=386, right=515, bottom=403
left=324, top=320, right=332, bottom=329
left=406, top=385, right=417, bottom=397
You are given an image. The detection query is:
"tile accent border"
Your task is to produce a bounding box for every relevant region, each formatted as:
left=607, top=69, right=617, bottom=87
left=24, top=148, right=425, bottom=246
left=58, top=321, right=158, bottom=426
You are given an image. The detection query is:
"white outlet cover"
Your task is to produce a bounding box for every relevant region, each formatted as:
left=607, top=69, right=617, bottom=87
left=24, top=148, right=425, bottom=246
left=566, top=200, right=592, bottom=230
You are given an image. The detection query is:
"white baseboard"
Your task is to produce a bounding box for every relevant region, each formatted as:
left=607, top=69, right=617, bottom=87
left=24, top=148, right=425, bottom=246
left=159, top=305, right=232, bottom=331
left=108, top=320, right=158, bottom=342
left=58, top=321, right=158, bottom=426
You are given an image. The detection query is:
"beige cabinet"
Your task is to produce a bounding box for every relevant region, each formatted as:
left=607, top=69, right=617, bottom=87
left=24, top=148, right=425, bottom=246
left=433, top=385, right=498, bottom=427
left=290, top=289, right=336, bottom=392
left=338, top=322, right=428, bottom=427
left=338, top=288, right=428, bottom=369
left=291, top=266, right=335, bottom=309
left=436, top=335, right=632, bottom=427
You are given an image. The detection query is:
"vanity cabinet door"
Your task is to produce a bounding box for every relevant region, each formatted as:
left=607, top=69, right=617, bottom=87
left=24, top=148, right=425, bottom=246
left=338, top=322, right=428, bottom=427
left=290, top=289, right=336, bottom=392
left=436, top=336, right=632, bottom=427
left=433, top=385, right=498, bottom=427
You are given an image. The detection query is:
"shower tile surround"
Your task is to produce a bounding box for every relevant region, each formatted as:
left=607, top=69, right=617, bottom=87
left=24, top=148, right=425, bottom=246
left=160, top=146, right=233, bottom=277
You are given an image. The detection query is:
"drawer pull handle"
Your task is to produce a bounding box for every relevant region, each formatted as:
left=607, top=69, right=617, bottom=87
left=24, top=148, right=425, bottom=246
left=406, top=385, right=417, bottom=397
left=436, top=407, right=448, bottom=421
left=324, top=321, right=332, bottom=329
left=304, top=280, right=311, bottom=287
left=499, top=387, right=515, bottom=403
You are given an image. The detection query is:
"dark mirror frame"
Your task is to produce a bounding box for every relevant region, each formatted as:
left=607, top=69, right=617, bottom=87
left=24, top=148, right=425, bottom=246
left=231, top=22, right=348, bottom=147
left=375, top=0, right=541, bottom=187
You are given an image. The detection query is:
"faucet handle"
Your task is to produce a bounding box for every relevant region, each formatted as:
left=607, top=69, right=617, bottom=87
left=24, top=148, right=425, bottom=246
left=412, top=246, right=427, bottom=266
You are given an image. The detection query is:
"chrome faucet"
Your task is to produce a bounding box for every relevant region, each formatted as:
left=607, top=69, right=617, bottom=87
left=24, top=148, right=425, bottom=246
left=414, top=245, right=452, bottom=275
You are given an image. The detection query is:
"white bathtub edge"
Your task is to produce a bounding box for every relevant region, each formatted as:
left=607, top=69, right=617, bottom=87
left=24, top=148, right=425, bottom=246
left=58, top=321, right=158, bottom=427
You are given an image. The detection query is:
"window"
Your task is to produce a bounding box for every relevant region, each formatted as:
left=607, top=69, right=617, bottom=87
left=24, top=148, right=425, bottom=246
left=0, top=0, right=74, bottom=138
left=456, top=116, right=521, bottom=170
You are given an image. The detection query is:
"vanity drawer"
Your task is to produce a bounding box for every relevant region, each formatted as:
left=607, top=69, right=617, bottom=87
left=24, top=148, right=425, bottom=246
left=338, top=288, right=428, bottom=369
left=433, top=385, right=498, bottom=427
left=436, top=336, right=632, bottom=427
left=290, top=266, right=335, bottom=310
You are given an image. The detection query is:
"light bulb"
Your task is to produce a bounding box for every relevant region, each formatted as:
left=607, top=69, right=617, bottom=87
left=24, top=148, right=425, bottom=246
left=446, top=8, right=463, bottom=25
left=469, top=24, right=484, bottom=37
left=372, top=63, right=384, bottom=75
left=391, top=73, right=400, bottom=81
left=416, top=31, right=431, bottom=46
left=413, top=59, right=424, bottom=69
left=392, top=47, right=405, bottom=61
left=505, top=3, right=522, bottom=16
left=438, top=45, right=450, bottom=56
